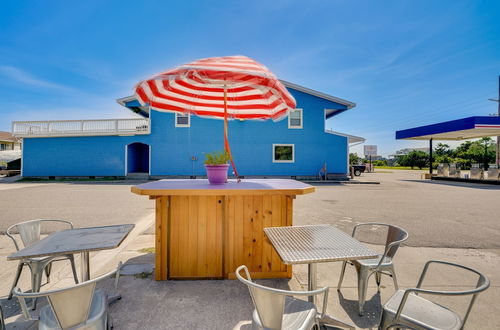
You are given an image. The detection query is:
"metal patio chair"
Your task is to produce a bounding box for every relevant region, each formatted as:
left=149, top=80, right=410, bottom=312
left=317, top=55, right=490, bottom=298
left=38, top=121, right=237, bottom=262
left=0, top=304, right=4, bottom=330
left=337, top=222, right=409, bottom=315
left=236, top=265, right=328, bottom=330
left=13, top=262, right=122, bottom=330
left=7, top=219, right=79, bottom=309
left=379, top=260, right=490, bottom=330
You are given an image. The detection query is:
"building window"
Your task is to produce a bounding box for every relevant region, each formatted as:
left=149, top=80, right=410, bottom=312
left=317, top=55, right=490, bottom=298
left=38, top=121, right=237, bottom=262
left=288, top=108, right=303, bottom=129
left=175, top=113, right=190, bottom=127
left=0, top=143, right=5, bottom=150
left=273, top=144, right=294, bottom=163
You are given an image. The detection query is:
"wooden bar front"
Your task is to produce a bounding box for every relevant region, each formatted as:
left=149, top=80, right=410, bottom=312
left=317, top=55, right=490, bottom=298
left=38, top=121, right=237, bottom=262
left=131, top=179, right=314, bottom=280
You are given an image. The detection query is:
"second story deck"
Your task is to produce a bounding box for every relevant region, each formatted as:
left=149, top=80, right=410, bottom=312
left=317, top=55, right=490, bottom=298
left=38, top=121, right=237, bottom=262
left=12, top=118, right=150, bottom=138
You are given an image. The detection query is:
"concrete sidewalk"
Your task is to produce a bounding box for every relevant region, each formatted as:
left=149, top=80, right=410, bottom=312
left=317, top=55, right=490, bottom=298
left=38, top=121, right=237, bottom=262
left=2, top=226, right=498, bottom=329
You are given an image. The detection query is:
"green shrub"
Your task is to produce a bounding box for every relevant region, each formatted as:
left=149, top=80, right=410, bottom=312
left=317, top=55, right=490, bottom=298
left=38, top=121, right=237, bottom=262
left=204, top=151, right=230, bottom=165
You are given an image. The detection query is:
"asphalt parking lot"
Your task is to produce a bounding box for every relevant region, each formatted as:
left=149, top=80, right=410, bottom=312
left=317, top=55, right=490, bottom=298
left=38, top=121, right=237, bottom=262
left=0, top=181, right=155, bottom=233
left=1, top=171, right=499, bottom=249
left=296, top=170, right=500, bottom=250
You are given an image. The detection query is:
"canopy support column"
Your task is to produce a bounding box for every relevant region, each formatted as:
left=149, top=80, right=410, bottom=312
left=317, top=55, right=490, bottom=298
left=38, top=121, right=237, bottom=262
left=429, top=138, right=433, bottom=175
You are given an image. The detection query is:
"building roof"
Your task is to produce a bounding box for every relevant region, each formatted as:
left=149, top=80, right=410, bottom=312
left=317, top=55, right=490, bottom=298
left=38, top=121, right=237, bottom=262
left=279, top=80, right=356, bottom=109
left=117, top=81, right=356, bottom=118
left=325, top=129, right=365, bottom=144
left=396, top=116, right=500, bottom=140
left=0, top=131, right=18, bottom=142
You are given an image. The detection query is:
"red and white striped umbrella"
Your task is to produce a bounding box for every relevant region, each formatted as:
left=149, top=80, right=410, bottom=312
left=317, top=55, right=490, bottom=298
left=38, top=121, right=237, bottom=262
left=135, top=55, right=296, bottom=121
left=134, top=55, right=296, bottom=179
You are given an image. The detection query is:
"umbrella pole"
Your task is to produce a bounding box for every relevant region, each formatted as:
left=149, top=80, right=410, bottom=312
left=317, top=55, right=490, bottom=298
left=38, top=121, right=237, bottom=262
left=223, top=86, right=240, bottom=181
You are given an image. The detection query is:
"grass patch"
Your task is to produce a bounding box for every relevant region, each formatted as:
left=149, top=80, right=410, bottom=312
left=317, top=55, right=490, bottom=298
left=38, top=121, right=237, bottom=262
left=134, top=272, right=152, bottom=279
left=138, top=247, right=155, bottom=254
left=375, top=166, right=425, bottom=170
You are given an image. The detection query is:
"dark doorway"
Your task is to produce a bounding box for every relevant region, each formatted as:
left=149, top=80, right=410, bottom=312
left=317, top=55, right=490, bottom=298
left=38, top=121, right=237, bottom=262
left=127, top=142, right=149, bottom=174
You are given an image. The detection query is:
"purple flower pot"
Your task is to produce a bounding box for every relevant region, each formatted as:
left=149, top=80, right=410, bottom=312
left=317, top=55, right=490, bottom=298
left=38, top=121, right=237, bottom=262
left=205, top=164, right=230, bottom=185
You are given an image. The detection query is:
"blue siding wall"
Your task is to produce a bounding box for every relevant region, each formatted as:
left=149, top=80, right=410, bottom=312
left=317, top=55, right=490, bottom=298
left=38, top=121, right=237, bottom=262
left=22, top=88, right=349, bottom=177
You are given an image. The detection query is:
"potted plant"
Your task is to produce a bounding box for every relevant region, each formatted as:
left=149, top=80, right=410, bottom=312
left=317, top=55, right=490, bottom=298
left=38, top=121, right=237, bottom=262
left=204, top=151, right=230, bottom=184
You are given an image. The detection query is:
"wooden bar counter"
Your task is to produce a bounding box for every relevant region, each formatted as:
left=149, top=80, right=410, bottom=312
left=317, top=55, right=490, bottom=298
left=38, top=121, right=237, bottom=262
left=131, top=179, right=314, bottom=280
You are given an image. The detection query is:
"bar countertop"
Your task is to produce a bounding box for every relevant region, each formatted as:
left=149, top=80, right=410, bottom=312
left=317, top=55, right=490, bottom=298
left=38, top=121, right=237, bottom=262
left=131, top=179, right=315, bottom=196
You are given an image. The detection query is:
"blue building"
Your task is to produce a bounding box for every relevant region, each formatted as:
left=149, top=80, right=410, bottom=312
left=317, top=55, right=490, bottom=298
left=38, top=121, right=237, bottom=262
left=13, top=81, right=363, bottom=179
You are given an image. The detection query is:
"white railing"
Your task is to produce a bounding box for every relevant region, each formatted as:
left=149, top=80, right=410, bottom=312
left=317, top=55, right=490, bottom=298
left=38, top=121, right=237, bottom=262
left=12, top=118, right=150, bottom=138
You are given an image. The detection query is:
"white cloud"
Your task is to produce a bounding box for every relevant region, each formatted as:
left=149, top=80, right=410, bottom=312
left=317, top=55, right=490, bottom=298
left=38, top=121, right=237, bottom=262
left=0, top=65, right=75, bottom=92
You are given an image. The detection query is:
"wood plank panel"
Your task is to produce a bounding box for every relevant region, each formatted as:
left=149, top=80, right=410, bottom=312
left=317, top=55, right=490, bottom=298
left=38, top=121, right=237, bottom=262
left=196, top=195, right=208, bottom=276
left=187, top=196, right=199, bottom=276
left=270, top=195, right=283, bottom=272
left=233, top=195, right=244, bottom=273
left=243, top=195, right=254, bottom=270
left=155, top=197, right=168, bottom=280
left=262, top=195, right=273, bottom=273
left=251, top=195, right=263, bottom=273
left=169, top=195, right=223, bottom=278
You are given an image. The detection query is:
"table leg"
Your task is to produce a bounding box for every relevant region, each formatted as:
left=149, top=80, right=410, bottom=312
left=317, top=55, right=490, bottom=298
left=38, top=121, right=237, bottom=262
left=308, top=263, right=317, bottom=303
left=307, top=263, right=355, bottom=330
left=80, top=251, right=122, bottom=303
left=81, top=252, right=90, bottom=282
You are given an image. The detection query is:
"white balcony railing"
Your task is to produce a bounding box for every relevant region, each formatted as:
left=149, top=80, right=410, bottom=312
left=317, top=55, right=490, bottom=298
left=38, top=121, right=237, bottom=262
left=12, top=118, right=150, bottom=138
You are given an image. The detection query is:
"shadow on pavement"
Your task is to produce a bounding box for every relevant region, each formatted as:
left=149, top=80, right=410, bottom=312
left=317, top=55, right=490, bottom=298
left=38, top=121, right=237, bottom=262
left=338, top=291, right=382, bottom=329
left=401, top=179, right=500, bottom=190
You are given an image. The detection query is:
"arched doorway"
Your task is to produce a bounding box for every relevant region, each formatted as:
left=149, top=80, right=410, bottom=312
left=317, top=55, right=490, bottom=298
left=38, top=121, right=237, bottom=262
left=126, top=142, right=150, bottom=175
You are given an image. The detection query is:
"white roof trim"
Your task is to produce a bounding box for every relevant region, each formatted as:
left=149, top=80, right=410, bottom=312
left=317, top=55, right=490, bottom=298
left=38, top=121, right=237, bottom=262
left=325, top=129, right=365, bottom=144
left=116, top=95, right=137, bottom=106
left=280, top=80, right=356, bottom=109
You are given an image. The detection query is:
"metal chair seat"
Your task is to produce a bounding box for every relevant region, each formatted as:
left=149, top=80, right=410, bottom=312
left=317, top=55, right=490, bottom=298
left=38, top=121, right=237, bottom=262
left=38, top=290, right=108, bottom=330
left=383, top=290, right=462, bottom=330
left=355, top=255, right=393, bottom=268
left=252, top=296, right=317, bottom=330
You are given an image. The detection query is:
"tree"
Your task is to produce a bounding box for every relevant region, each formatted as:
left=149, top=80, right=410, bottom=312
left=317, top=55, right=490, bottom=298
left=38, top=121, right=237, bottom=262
left=398, top=150, right=429, bottom=169
left=349, top=153, right=361, bottom=165
left=434, top=143, right=451, bottom=157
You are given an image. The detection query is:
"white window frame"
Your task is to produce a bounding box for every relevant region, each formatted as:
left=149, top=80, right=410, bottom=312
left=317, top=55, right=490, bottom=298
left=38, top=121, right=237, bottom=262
left=175, top=113, right=190, bottom=127
left=288, top=108, right=303, bottom=129
left=272, top=144, right=295, bottom=163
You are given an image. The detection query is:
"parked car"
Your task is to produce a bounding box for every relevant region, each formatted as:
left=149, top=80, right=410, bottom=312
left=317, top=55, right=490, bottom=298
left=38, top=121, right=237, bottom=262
left=351, top=164, right=366, bottom=176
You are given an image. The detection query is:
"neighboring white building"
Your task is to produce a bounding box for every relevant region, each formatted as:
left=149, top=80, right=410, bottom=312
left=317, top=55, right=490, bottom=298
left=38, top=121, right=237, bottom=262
left=389, top=147, right=429, bottom=159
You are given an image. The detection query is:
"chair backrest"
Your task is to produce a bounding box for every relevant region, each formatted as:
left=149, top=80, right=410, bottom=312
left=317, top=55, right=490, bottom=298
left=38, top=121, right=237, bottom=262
left=6, top=219, right=73, bottom=251
left=48, top=281, right=97, bottom=329
left=14, top=263, right=121, bottom=329
left=236, top=265, right=286, bottom=330
left=415, top=260, right=490, bottom=327
left=352, top=223, right=408, bottom=259
left=385, top=225, right=408, bottom=258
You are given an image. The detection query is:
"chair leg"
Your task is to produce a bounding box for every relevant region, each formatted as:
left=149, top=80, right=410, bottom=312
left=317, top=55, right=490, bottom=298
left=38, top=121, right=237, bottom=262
left=44, top=262, right=52, bottom=283
left=8, top=262, right=24, bottom=299
left=388, top=265, right=399, bottom=290
left=68, top=255, right=79, bottom=284
left=356, top=266, right=369, bottom=316
left=337, top=261, right=347, bottom=291
left=30, top=268, right=43, bottom=310
left=375, top=271, right=382, bottom=292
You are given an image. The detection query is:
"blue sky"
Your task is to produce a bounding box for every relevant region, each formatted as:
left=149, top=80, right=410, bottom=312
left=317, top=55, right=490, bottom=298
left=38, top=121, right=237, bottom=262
left=1, top=0, right=499, bottom=156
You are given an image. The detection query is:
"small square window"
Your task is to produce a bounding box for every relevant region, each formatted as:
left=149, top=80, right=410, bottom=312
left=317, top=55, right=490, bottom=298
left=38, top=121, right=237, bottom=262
left=288, top=109, right=303, bottom=129
left=273, top=144, right=294, bottom=163
left=175, top=113, right=190, bottom=127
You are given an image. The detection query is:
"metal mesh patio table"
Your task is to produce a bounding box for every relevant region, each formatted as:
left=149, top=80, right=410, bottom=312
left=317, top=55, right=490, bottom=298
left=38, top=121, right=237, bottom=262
left=264, top=224, right=378, bottom=329
left=8, top=224, right=135, bottom=282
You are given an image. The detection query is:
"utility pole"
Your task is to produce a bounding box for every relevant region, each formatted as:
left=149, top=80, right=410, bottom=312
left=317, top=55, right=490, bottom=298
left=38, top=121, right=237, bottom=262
left=488, top=75, right=500, bottom=165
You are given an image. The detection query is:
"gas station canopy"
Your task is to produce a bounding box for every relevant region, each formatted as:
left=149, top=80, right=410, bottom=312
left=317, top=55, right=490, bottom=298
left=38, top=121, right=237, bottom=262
left=396, top=116, right=500, bottom=140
